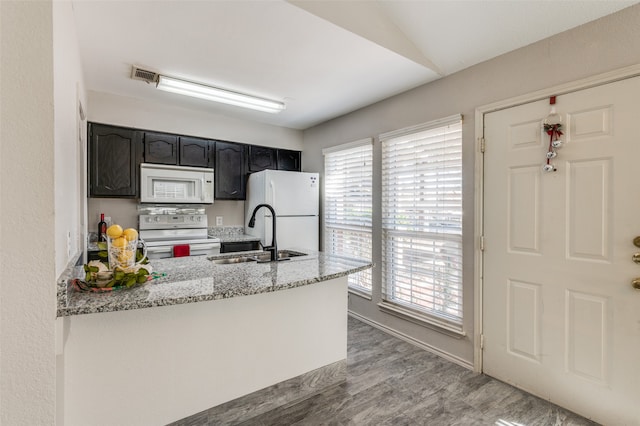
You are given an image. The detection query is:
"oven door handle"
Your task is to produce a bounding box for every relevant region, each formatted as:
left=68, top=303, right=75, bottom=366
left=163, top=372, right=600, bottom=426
left=146, top=246, right=173, bottom=254
left=191, top=243, right=221, bottom=250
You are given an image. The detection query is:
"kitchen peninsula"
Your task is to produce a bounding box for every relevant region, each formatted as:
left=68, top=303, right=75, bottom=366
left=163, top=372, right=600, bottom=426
left=56, top=251, right=371, bottom=425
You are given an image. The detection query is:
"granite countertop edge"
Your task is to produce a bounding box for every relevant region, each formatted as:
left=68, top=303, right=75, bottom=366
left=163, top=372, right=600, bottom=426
left=57, top=250, right=372, bottom=318
left=216, top=234, right=261, bottom=243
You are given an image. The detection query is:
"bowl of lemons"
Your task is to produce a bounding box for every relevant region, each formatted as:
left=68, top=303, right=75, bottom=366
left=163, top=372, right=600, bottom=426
left=77, top=224, right=151, bottom=291
left=105, top=224, right=147, bottom=271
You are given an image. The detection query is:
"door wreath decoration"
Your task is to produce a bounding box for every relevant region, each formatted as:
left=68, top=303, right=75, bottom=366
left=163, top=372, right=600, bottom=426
left=542, top=96, right=563, bottom=173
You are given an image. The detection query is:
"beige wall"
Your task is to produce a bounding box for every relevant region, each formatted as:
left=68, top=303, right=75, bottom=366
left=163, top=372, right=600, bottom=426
left=302, top=4, right=640, bottom=365
left=0, top=1, right=57, bottom=424
left=86, top=91, right=304, bottom=229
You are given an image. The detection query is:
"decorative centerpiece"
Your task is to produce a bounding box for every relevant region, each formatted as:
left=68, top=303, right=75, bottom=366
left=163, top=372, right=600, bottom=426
left=75, top=224, right=151, bottom=292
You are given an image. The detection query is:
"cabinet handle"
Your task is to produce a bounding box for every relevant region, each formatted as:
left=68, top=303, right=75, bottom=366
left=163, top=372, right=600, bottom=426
left=270, top=180, right=275, bottom=204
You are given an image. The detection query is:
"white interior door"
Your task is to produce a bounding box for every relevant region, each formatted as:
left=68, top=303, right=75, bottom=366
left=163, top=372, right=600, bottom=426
left=483, top=77, right=640, bottom=425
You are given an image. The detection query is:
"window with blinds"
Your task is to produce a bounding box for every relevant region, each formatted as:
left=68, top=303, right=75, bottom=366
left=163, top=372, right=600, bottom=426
left=323, top=139, right=373, bottom=293
left=380, top=115, right=463, bottom=328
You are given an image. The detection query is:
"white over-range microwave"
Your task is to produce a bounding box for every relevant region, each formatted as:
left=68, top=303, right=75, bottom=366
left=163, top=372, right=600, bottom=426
left=140, top=163, right=214, bottom=204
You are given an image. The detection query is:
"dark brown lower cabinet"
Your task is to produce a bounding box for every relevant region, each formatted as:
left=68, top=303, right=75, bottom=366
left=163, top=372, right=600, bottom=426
left=220, top=241, right=261, bottom=253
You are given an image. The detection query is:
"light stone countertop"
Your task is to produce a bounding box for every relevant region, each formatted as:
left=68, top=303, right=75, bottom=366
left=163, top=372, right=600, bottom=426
left=57, top=250, right=371, bottom=317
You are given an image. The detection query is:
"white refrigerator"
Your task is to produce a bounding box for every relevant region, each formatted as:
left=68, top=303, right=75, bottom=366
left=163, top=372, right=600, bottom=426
left=245, top=170, right=319, bottom=251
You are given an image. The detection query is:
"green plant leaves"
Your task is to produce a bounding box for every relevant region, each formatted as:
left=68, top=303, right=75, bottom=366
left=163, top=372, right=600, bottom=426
left=81, top=263, right=150, bottom=289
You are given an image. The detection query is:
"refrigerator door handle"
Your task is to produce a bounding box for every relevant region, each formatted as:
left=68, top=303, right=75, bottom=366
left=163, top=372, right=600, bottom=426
left=269, top=179, right=275, bottom=207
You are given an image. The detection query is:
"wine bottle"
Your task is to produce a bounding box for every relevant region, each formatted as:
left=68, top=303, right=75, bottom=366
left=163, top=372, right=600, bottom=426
left=98, top=213, right=107, bottom=242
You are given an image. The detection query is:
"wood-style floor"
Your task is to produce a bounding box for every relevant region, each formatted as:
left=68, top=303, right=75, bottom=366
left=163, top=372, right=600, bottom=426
left=180, top=317, right=597, bottom=425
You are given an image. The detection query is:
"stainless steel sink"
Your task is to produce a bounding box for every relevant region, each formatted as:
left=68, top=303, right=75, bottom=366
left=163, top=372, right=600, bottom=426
left=211, top=250, right=307, bottom=265
left=211, top=256, right=257, bottom=265
left=253, top=250, right=307, bottom=262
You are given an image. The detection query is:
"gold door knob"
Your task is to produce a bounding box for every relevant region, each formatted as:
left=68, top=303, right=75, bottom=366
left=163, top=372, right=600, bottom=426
left=633, top=253, right=640, bottom=264
left=634, top=236, right=640, bottom=248
left=632, top=278, right=640, bottom=290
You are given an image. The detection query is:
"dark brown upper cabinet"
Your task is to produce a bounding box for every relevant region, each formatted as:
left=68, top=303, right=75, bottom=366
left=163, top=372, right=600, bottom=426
left=180, top=137, right=214, bottom=168
left=89, top=123, right=142, bottom=198
left=215, top=141, right=247, bottom=200
left=248, top=145, right=277, bottom=172
left=88, top=122, right=301, bottom=201
left=144, top=133, right=178, bottom=165
left=277, top=149, right=301, bottom=171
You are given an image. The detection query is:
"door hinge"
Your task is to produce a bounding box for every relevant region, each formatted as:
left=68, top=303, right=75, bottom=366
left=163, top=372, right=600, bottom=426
left=480, top=334, right=485, bottom=349
left=480, top=235, right=485, bottom=251
left=479, top=137, right=486, bottom=153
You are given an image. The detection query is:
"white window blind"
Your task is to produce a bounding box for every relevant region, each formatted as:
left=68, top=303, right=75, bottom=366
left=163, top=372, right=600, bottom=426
left=323, top=139, right=373, bottom=292
left=381, top=115, right=463, bottom=327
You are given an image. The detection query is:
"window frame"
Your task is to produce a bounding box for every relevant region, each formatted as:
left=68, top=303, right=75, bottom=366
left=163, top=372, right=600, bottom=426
left=323, top=138, right=373, bottom=295
left=379, top=114, right=465, bottom=335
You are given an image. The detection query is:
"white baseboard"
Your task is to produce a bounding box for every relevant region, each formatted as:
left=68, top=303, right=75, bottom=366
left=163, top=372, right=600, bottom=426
left=348, top=310, right=474, bottom=371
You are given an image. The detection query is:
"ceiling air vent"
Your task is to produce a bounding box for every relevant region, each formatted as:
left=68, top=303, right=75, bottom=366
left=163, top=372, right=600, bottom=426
left=131, top=66, right=159, bottom=84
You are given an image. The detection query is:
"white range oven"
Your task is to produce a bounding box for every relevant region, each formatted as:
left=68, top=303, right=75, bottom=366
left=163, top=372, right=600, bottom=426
left=138, top=207, right=220, bottom=259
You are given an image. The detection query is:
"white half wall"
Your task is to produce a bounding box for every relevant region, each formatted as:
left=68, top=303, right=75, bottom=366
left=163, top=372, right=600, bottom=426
left=0, top=1, right=57, bottom=424
left=60, top=278, right=348, bottom=426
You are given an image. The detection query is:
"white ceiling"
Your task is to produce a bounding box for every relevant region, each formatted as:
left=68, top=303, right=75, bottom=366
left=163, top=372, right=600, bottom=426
left=71, top=0, right=637, bottom=130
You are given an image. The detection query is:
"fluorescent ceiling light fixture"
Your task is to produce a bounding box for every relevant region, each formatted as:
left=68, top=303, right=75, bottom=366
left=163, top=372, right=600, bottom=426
left=156, top=75, right=286, bottom=114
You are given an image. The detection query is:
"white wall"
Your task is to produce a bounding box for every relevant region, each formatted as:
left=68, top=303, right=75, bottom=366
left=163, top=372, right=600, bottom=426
left=53, top=3, right=89, bottom=424
left=302, top=4, right=640, bottom=365
left=54, top=0, right=88, bottom=275
left=86, top=91, right=304, bottom=230
left=0, top=1, right=57, bottom=424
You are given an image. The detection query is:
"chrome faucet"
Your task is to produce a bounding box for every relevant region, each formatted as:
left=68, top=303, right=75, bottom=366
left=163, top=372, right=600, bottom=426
left=248, top=203, right=278, bottom=261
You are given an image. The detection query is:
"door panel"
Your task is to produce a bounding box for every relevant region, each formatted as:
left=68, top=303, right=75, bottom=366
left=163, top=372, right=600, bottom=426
left=507, top=279, right=541, bottom=363
left=89, top=123, right=141, bottom=197
left=266, top=171, right=319, bottom=217
left=265, top=216, right=318, bottom=252
left=179, top=137, right=211, bottom=168
left=483, top=77, right=640, bottom=425
left=507, top=166, right=540, bottom=253
left=144, top=132, right=178, bottom=165
left=567, top=159, right=611, bottom=261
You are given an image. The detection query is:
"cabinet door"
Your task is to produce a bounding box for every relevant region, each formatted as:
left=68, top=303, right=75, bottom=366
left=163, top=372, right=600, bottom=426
left=180, top=137, right=213, bottom=168
left=89, top=123, right=142, bottom=198
left=220, top=241, right=261, bottom=253
left=144, top=132, right=178, bottom=165
left=248, top=145, right=277, bottom=172
left=277, top=149, right=301, bottom=171
left=215, top=141, right=247, bottom=200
